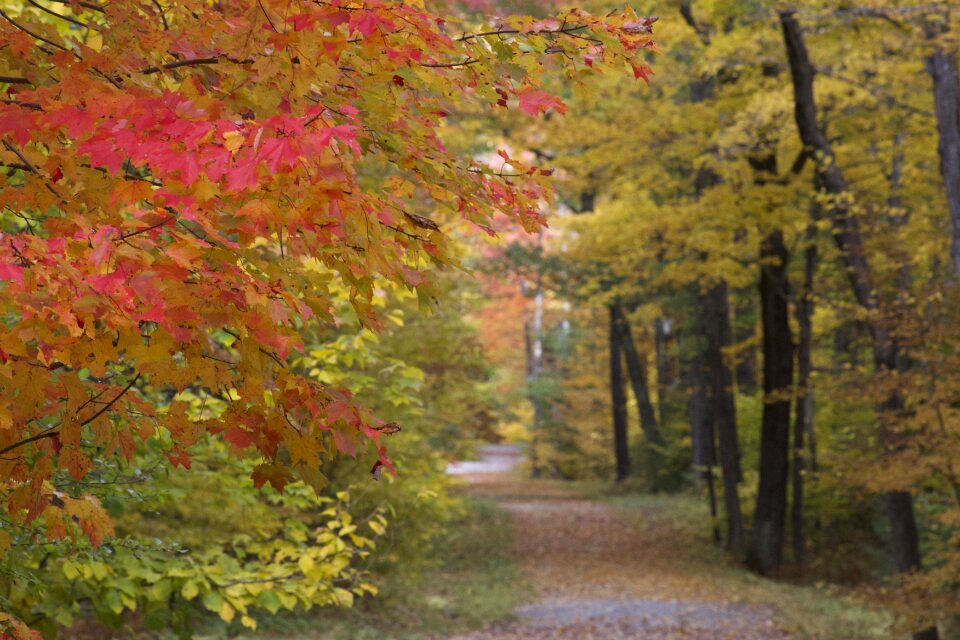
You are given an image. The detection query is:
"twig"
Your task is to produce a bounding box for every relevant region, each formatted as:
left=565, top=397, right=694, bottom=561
left=0, top=99, right=42, bottom=111
left=0, top=8, right=70, bottom=52
left=26, top=0, right=89, bottom=29
left=420, top=58, right=479, bottom=68
left=0, top=428, right=60, bottom=456
left=119, top=215, right=176, bottom=241
left=150, top=0, right=169, bottom=30
left=221, top=328, right=287, bottom=369
left=257, top=0, right=279, bottom=32
left=1, top=137, right=67, bottom=203
left=42, top=0, right=104, bottom=13
left=457, top=24, right=589, bottom=42
left=78, top=372, right=141, bottom=427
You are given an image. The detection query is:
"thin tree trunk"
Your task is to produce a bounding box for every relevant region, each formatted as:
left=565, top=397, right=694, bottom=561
left=733, top=290, right=758, bottom=392
left=526, top=267, right=546, bottom=479
left=925, top=16, right=960, bottom=279
left=690, top=347, right=720, bottom=542
left=523, top=320, right=542, bottom=478
left=792, top=222, right=818, bottom=570
left=610, top=305, right=630, bottom=481
left=751, top=230, right=794, bottom=575
left=655, top=317, right=669, bottom=424
left=701, top=282, right=743, bottom=554
left=780, top=12, right=936, bottom=638
left=612, top=305, right=662, bottom=445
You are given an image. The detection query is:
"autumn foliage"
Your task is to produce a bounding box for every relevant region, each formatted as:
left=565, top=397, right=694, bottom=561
left=0, top=0, right=655, bottom=635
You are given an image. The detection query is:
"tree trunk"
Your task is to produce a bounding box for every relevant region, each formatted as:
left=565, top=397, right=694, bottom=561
left=523, top=320, right=542, bottom=478
left=701, top=282, right=743, bottom=554
left=690, top=347, right=720, bottom=542
left=750, top=230, right=794, bottom=576
left=609, top=305, right=630, bottom=481
left=925, top=17, right=960, bottom=279
left=525, top=268, right=546, bottom=479
left=780, top=12, right=936, bottom=638
left=612, top=305, right=662, bottom=445
left=733, top=290, right=758, bottom=392
left=792, top=222, right=818, bottom=570
left=655, top=317, right=669, bottom=424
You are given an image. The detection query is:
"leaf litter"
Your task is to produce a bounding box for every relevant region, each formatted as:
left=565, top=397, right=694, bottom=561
left=447, top=446, right=792, bottom=640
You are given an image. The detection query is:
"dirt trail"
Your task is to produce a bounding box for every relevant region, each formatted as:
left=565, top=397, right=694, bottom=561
left=447, top=445, right=792, bottom=640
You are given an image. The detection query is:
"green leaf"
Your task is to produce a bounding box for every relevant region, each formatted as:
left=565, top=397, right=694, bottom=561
left=181, top=580, right=199, bottom=601
left=257, top=589, right=282, bottom=615
left=202, top=590, right=224, bottom=613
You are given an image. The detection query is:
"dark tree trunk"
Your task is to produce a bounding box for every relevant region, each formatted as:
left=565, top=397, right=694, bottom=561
left=750, top=230, right=794, bottom=576
left=781, top=12, right=936, bottom=638
left=612, top=305, right=662, bottom=445
left=792, top=222, right=818, bottom=570
left=925, top=17, right=960, bottom=279
left=701, top=282, right=743, bottom=554
left=609, top=306, right=630, bottom=481
left=690, top=348, right=720, bottom=542
left=733, top=290, right=758, bottom=392
left=655, top=317, right=669, bottom=424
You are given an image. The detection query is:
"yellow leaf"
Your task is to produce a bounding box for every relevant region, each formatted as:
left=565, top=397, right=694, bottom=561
left=86, top=32, right=103, bottom=52
left=181, top=581, right=199, bottom=600
left=298, top=554, right=315, bottom=574
left=223, top=131, right=244, bottom=152
left=62, top=560, right=80, bottom=580
left=219, top=601, right=235, bottom=623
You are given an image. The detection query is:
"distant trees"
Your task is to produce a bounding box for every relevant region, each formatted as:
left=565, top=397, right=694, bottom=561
left=512, top=1, right=960, bottom=636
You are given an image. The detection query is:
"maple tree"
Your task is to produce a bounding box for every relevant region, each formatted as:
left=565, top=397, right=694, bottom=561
left=0, top=0, right=655, bottom=635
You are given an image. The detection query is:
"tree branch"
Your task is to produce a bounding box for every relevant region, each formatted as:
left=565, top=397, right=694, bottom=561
left=1, top=137, right=67, bottom=203
left=419, top=58, right=479, bottom=69
left=78, top=372, right=141, bottom=427
left=150, top=0, right=169, bottom=31
left=257, top=0, right=279, bottom=32
left=457, top=24, right=590, bottom=42
left=42, top=0, right=105, bottom=13
left=26, top=0, right=90, bottom=29
left=0, top=8, right=70, bottom=52
left=0, top=429, right=60, bottom=456
left=140, top=55, right=255, bottom=75
left=119, top=215, right=176, bottom=241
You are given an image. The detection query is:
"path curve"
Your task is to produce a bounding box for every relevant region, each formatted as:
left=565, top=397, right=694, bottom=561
left=447, top=445, right=792, bottom=640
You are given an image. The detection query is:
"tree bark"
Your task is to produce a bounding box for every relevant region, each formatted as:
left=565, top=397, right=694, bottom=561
left=792, top=222, right=818, bottom=570
left=750, top=230, right=794, bottom=576
left=523, top=320, right=542, bottom=478
left=525, top=267, right=547, bottom=479
left=690, top=345, right=720, bottom=542
left=700, top=282, right=743, bottom=554
left=925, top=17, right=960, bottom=279
left=609, top=305, right=630, bottom=481
left=733, top=290, right=758, bottom=392
left=780, top=12, right=936, bottom=638
left=655, top=317, right=669, bottom=424
left=612, top=305, right=662, bottom=445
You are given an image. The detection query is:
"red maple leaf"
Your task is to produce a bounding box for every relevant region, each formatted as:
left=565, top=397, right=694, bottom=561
left=517, top=88, right=568, bottom=117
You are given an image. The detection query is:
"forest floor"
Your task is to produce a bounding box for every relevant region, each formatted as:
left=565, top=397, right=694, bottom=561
left=444, top=445, right=891, bottom=640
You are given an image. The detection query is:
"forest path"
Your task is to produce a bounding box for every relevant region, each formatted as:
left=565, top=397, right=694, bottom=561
left=446, top=445, right=792, bottom=640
